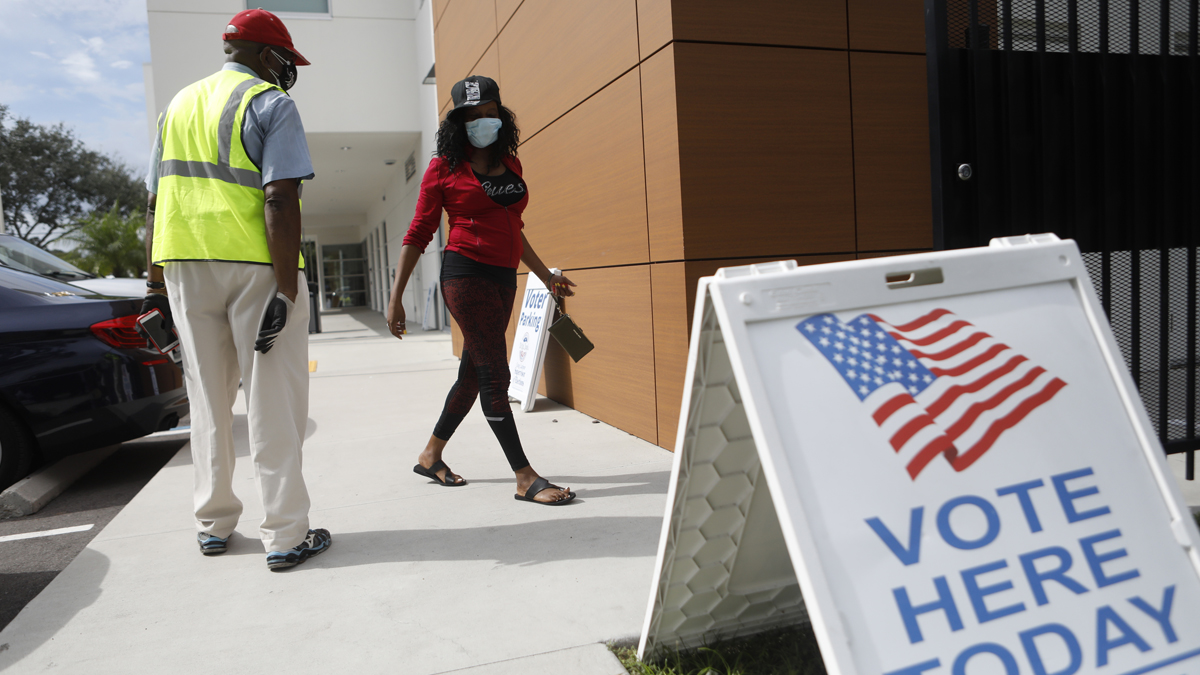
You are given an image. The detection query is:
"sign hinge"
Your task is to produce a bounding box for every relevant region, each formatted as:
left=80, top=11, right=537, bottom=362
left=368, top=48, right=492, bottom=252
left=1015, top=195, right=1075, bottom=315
left=716, top=260, right=798, bottom=279
left=1171, top=517, right=1195, bottom=550
left=989, top=233, right=1062, bottom=248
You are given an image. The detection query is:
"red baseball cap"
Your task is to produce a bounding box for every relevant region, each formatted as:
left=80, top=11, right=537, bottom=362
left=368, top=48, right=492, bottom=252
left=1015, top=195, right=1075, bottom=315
left=222, top=9, right=311, bottom=66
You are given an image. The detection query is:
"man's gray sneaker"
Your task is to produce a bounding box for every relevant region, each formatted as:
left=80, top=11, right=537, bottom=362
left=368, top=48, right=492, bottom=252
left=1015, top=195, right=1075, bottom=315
left=198, top=532, right=229, bottom=556
left=266, top=528, right=331, bottom=571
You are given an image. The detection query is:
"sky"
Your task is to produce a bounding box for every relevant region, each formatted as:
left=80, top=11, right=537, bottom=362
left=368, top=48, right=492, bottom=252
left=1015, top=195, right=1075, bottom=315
left=0, top=0, right=152, bottom=175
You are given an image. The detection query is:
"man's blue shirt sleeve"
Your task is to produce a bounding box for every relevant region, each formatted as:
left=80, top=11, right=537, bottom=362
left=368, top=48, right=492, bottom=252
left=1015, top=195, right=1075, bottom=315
left=245, top=93, right=315, bottom=186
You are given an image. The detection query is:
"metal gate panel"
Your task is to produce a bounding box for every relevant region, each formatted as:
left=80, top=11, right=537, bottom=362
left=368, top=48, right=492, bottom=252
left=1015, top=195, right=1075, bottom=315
left=927, top=0, right=1200, bottom=476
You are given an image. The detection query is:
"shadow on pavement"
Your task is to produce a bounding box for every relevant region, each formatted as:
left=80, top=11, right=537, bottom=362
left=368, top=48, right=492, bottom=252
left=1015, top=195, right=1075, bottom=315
left=453, top=471, right=671, bottom=499
left=0, top=548, right=109, bottom=670
left=286, top=516, right=664, bottom=571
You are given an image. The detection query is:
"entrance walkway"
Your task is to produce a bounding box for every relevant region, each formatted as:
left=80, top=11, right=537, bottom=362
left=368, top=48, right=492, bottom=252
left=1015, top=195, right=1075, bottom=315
left=0, top=308, right=671, bottom=674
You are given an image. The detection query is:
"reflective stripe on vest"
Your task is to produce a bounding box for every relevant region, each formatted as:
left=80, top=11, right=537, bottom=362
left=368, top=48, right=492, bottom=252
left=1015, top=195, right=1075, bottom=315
left=153, top=70, right=302, bottom=267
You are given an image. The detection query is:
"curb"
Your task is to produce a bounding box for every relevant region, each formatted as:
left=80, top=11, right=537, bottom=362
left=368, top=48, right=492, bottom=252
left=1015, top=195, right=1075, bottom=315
left=0, top=445, right=119, bottom=520
left=435, top=643, right=629, bottom=675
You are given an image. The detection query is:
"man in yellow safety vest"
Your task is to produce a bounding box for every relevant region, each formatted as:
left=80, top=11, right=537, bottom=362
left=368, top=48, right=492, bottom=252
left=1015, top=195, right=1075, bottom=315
left=142, top=8, right=330, bottom=571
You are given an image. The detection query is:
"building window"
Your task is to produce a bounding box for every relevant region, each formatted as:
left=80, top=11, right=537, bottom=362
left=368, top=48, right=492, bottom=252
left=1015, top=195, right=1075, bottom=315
left=252, top=0, right=330, bottom=16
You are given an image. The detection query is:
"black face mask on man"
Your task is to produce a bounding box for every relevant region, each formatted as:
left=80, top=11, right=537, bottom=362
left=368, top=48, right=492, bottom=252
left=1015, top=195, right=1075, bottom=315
left=262, top=48, right=297, bottom=91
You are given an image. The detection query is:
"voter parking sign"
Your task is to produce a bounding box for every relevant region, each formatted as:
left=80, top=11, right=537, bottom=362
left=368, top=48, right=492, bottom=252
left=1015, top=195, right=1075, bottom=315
left=508, top=270, right=557, bottom=412
left=639, top=235, right=1200, bottom=675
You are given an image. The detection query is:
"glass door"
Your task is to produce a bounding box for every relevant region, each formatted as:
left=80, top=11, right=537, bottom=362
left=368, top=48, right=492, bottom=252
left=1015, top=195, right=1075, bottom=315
left=321, top=243, right=367, bottom=308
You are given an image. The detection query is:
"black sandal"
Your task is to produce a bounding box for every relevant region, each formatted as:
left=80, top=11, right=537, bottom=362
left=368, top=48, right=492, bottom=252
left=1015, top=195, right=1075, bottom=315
left=514, top=476, right=576, bottom=505
left=413, top=459, right=466, bottom=486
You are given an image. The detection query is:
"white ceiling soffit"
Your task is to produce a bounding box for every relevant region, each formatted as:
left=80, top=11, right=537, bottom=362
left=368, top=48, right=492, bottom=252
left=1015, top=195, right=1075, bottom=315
left=301, top=132, right=421, bottom=216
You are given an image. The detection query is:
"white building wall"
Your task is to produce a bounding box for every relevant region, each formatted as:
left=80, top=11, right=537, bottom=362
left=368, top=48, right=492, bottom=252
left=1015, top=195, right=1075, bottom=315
left=363, top=0, right=442, bottom=328
left=145, top=0, right=420, bottom=131
left=144, top=0, right=442, bottom=324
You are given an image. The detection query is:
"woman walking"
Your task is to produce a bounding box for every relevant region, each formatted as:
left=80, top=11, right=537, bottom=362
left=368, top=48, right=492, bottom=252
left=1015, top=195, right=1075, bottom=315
left=386, top=75, right=576, bottom=505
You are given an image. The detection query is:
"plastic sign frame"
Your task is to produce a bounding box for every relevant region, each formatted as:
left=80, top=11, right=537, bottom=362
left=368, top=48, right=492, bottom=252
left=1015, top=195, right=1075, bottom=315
left=638, top=236, right=1200, bottom=675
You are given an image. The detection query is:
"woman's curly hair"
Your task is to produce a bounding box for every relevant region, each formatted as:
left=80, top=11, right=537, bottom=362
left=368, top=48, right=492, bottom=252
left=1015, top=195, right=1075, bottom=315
left=434, top=104, right=520, bottom=171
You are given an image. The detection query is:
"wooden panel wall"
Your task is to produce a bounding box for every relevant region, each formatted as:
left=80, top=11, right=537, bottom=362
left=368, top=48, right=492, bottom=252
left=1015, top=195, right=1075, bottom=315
left=650, top=262, right=688, bottom=451
left=542, top=266, right=658, bottom=444
left=432, top=0, right=934, bottom=450
left=675, top=43, right=857, bottom=260
left=432, top=2, right=496, bottom=111
left=852, top=52, right=933, bottom=251
left=671, top=0, right=847, bottom=50
left=519, top=71, right=649, bottom=269
left=642, top=45, right=684, bottom=262
left=495, top=0, right=522, bottom=29
left=637, top=0, right=674, bottom=58
left=848, top=0, right=927, bottom=53
left=497, top=0, right=640, bottom=137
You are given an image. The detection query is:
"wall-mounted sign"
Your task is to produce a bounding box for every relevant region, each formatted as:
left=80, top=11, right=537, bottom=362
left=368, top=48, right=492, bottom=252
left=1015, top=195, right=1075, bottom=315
left=639, top=235, right=1200, bottom=675
left=508, top=270, right=558, bottom=412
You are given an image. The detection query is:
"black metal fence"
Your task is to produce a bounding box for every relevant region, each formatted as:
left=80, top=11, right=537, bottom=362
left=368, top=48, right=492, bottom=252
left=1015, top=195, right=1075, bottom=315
left=925, top=0, right=1199, bottom=476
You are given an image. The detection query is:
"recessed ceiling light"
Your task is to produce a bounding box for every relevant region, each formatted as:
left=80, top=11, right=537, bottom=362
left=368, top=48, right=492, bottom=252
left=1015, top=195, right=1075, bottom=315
left=384, top=159, right=396, bottom=165
left=340, top=146, right=352, bottom=151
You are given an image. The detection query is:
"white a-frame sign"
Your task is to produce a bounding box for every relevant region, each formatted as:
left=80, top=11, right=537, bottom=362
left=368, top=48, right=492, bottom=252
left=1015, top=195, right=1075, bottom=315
left=639, top=235, right=1200, bottom=675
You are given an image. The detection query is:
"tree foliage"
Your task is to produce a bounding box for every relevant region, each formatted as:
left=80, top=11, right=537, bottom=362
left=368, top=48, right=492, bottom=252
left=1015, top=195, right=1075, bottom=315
left=0, top=104, right=144, bottom=248
left=64, top=203, right=146, bottom=279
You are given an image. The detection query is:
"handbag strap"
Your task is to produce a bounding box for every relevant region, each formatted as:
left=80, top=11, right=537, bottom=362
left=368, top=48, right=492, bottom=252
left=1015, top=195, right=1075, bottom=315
left=549, top=290, right=566, bottom=316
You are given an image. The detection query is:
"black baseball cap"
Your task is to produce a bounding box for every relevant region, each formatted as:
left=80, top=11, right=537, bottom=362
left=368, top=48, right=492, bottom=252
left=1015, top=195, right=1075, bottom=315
left=450, top=76, right=501, bottom=111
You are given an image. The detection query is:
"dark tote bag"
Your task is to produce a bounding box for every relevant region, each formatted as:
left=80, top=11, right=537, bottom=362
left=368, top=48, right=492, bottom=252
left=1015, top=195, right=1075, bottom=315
left=548, top=295, right=594, bottom=362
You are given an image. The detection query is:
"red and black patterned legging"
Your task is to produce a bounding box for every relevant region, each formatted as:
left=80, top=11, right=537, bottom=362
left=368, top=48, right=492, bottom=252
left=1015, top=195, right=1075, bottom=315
left=432, top=276, right=530, bottom=471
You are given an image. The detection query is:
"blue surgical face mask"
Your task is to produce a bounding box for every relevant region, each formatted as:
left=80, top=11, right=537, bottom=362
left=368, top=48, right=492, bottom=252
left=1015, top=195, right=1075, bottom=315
left=465, top=117, right=503, bottom=148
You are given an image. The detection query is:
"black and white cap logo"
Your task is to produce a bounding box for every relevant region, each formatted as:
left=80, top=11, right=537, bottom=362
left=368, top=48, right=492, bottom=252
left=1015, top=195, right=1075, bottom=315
left=465, top=80, right=481, bottom=103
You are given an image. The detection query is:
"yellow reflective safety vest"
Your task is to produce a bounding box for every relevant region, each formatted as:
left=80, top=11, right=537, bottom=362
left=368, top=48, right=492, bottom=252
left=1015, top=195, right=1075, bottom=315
left=153, top=69, right=303, bottom=267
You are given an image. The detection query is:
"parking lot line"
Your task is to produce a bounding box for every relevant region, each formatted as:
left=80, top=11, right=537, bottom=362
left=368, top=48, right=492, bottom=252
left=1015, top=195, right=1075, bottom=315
left=0, top=524, right=94, bottom=543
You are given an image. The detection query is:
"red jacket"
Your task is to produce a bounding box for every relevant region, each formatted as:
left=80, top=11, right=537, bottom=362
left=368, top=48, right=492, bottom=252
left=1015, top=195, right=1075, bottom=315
left=402, top=154, right=528, bottom=268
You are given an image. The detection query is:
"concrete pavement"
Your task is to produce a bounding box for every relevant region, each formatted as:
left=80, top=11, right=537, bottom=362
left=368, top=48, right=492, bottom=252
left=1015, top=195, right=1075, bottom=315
left=0, top=308, right=670, bottom=674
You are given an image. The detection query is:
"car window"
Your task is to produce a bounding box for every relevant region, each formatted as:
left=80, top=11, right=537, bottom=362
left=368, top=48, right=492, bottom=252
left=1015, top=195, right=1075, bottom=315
left=0, top=235, right=94, bottom=280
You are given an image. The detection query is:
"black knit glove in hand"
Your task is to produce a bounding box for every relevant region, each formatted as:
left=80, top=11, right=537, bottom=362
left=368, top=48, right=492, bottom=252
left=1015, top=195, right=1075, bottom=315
left=255, top=292, right=291, bottom=354
left=140, top=293, right=173, bottom=331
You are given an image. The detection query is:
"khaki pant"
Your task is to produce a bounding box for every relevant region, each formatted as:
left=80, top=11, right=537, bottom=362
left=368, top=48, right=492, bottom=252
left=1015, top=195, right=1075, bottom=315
left=165, top=261, right=311, bottom=552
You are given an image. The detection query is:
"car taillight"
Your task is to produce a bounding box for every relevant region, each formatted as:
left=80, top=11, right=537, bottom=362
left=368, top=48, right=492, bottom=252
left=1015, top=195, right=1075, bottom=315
left=90, top=315, right=149, bottom=350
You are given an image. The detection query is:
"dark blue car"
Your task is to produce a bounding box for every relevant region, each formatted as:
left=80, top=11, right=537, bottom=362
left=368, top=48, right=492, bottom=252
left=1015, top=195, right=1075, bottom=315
left=0, top=265, right=188, bottom=489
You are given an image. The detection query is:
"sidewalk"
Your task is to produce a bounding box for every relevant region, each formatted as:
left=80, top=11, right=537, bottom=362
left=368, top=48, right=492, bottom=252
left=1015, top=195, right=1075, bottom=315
left=0, top=308, right=672, bottom=674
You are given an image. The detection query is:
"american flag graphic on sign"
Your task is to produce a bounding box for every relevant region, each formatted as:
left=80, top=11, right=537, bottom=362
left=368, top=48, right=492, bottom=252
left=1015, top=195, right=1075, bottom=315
left=797, top=309, right=1067, bottom=479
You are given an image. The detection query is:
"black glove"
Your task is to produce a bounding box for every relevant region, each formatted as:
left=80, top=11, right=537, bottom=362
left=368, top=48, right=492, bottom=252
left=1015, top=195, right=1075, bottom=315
left=140, top=293, right=173, bottom=331
left=255, top=292, right=290, bottom=354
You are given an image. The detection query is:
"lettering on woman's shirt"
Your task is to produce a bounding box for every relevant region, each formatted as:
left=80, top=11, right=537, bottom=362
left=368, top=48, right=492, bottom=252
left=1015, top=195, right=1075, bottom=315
left=474, top=169, right=527, bottom=207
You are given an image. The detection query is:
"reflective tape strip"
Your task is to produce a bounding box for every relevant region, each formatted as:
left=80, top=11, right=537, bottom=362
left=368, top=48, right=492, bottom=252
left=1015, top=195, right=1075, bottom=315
left=217, top=77, right=266, bottom=167
left=158, top=159, right=263, bottom=190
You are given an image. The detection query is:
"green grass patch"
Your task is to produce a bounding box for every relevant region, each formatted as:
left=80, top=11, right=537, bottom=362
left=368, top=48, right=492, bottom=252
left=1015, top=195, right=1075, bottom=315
left=611, top=623, right=828, bottom=675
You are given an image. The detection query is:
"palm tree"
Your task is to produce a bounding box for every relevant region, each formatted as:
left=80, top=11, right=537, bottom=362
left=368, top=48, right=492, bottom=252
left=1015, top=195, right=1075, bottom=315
left=65, top=203, right=145, bottom=278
